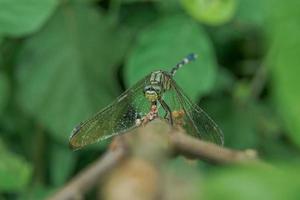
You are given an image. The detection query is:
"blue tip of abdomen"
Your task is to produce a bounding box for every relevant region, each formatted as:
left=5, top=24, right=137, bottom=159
left=187, top=53, right=198, bottom=61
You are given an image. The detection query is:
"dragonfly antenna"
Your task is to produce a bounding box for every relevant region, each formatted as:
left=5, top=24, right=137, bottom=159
left=170, top=53, right=198, bottom=76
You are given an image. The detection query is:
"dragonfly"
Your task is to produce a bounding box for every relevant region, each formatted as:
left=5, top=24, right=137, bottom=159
left=69, top=53, right=224, bottom=150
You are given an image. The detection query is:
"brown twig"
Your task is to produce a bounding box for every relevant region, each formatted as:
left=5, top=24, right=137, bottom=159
left=48, top=137, right=128, bottom=200
left=48, top=120, right=260, bottom=199
left=169, top=127, right=258, bottom=164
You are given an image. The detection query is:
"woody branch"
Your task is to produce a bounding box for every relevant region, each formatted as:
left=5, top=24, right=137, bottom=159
left=48, top=119, right=259, bottom=200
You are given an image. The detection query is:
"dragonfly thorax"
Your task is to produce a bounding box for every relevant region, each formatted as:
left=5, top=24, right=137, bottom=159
left=149, top=70, right=164, bottom=84
left=69, top=53, right=224, bottom=150
left=144, top=70, right=172, bottom=102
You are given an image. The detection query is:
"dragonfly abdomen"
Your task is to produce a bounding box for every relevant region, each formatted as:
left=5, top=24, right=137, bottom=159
left=69, top=53, right=224, bottom=150
left=170, top=53, right=198, bottom=76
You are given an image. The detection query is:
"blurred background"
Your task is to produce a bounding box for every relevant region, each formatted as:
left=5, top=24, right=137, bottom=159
left=0, top=0, right=300, bottom=199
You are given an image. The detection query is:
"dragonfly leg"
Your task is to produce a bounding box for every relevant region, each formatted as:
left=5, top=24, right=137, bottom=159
left=137, top=102, right=158, bottom=126
left=159, top=98, right=173, bottom=125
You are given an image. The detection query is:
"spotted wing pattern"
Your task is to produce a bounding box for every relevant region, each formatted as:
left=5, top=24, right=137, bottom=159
left=69, top=75, right=151, bottom=150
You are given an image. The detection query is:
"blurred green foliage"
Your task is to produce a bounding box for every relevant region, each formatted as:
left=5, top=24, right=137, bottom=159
left=181, top=0, right=237, bottom=25
left=204, top=164, right=300, bottom=200
left=125, top=14, right=217, bottom=100
left=268, top=0, right=300, bottom=147
left=0, top=73, right=9, bottom=115
left=0, top=139, right=32, bottom=192
left=0, top=0, right=58, bottom=36
left=0, top=0, right=299, bottom=199
left=16, top=2, right=130, bottom=143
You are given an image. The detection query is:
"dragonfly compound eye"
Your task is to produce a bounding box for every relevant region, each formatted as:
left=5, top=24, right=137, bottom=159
left=69, top=54, right=224, bottom=150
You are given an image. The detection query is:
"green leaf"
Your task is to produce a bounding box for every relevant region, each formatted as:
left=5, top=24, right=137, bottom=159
left=16, top=3, right=131, bottom=143
left=235, top=0, right=267, bottom=26
left=125, top=15, right=218, bottom=101
left=204, top=164, right=300, bottom=200
left=120, top=2, right=158, bottom=32
left=202, top=96, right=258, bottom=149
left=211, top=67, right=235, bottom=94
left=121, top=0, right=150, bottom=3
left=0, top=72, right=9, bottom=115
left=180, top=0, right=237, bottom=26
left=0, top=139, right=33, bottom=192
left=20, top=184, right=55, bottom=200
left=268, top=0, right=300, bottom=147
left=50, top=143, right=76, bottom=186
left=0, top=0, right=59, bottom=36
left=155, top=0, right=182, bottom=13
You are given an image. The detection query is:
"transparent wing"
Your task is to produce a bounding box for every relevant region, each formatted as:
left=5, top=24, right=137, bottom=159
left=69, top=75, right=151, bottom=150
left=163, top=76, right=224, bottom=145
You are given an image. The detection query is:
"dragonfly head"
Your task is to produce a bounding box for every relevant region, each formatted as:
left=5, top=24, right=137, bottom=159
left=144, top=84, right=162, bottom=102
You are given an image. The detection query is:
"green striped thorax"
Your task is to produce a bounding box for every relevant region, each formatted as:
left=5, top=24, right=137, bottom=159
left=69, top=53, right=224, bottom=150
left=143, top=70, right=171, bottom=102
left=143, top=53, right=198, bottom=103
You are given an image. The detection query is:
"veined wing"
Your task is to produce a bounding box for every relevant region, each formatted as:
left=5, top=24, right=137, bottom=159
left=69, top=75, right=151, bottom=150
left=163, top=75, right=224, bottom=145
